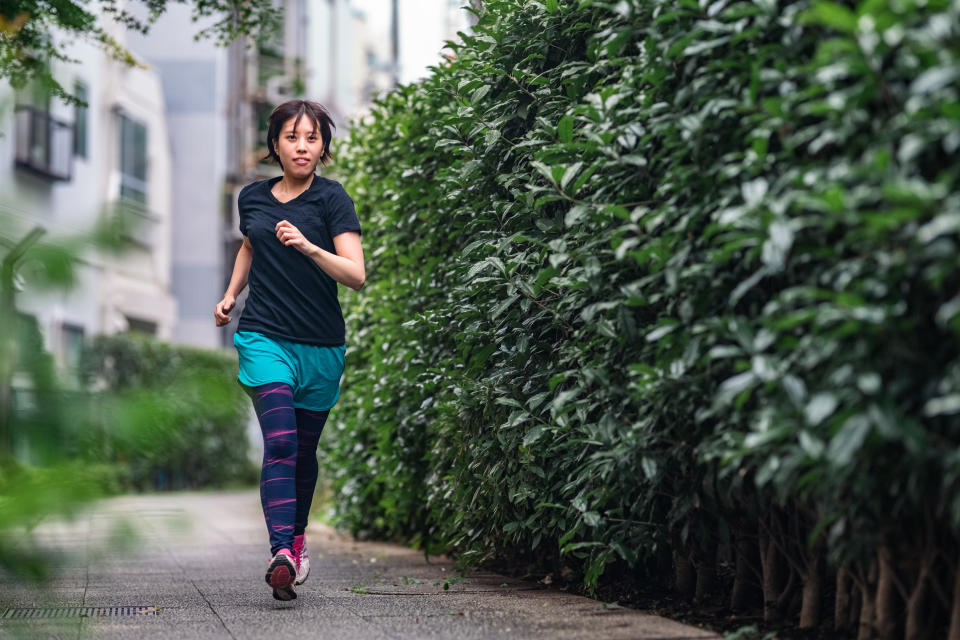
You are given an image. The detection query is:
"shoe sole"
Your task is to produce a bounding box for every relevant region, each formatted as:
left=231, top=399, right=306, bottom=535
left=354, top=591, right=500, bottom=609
left=265, top=555, right=297, bottom=601
left=272, top=586, right=296, bottom=601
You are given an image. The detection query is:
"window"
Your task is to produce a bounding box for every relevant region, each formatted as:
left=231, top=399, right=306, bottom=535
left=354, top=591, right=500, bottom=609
left=118, top=112, right=148, bottom=204
left=13, top=82, right=73, bottom=180
left=60, top=323, right=85, bottom=386
left=115, top=113, right=157, bottom=247
left=74, top=81, right=88, bottom=158
left=125, top=316, right=157, bottom=336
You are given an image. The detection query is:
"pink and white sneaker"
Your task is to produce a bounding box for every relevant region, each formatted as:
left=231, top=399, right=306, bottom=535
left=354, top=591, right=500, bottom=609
left=293, top=534, right=310, bottom=585
left=265, top=548, right=297, bottom=601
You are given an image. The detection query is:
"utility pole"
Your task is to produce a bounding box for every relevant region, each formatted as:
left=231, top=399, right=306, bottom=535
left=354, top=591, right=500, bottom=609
left=0, top=226, right=46, bottom=458
left=390, top=0, right=399, bottom=86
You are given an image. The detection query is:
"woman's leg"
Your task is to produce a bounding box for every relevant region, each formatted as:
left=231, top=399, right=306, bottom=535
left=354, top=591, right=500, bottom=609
left=251, top=382, right=299, bottom=555
left=293, top=408, right=330, bottom=535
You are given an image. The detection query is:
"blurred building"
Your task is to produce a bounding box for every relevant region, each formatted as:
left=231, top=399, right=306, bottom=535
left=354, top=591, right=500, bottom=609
left=127, top=5, right=230, bottom=349
left=119, top=0, right=395, bottom=350
left=220, top=0, right=396, bottom=349
left=444, top=0, right=479, bottom=57
left=0, top=13, right=177, bottom=381
left=0, top=0, right=476, bottom=372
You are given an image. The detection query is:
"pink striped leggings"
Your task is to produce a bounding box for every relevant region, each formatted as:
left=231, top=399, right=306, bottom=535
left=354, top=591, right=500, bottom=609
left=250, top=382, right=329, bottom=555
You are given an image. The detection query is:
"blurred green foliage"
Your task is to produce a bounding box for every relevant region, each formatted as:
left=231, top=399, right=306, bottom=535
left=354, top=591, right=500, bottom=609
left=0, top=216, right=128, bottom=583
left=323, top=0, right=960, bottom=633
left=0, top=208, right=255, bottom=584
left=79, top=334, right=257, bottom=491
left=0, top=310, right=119, bottom=582
left=0, top=0, right=279, bottom=105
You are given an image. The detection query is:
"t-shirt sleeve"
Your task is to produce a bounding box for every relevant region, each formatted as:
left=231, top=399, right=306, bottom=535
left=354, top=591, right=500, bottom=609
left=327, top=184, right=362, bottom=238
left=237, top=184, right=252, bottom=236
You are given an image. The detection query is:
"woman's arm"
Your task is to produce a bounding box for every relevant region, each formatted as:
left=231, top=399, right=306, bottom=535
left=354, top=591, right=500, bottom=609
left=215, top=236, right=253, bottom=326
left=275, top=220, right=365, bottom=291
left=312, top=231, right=365, bottom=291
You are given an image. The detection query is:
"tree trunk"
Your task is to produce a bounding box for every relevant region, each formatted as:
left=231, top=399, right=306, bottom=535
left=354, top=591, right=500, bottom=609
left=776, top=561, right=798, bottom=617
left=858, top=562, right=878, bottom=640
left=947, top=561, right=960, bottom=640
left=800, top=550, right=823, bottom=628
left=656, top=543, right=674, bottom=591
left=674, top=552, right=695, bottom=602
left=731, top=531, right=759, bottom=611
left=875, top=546, right=899, bottom=640
left=836, top=566, right=853, bottom=632
left=849, top=575, right=863, bottom=630
left=905, top=555, right=931, bottom=640
left=759, top=514, right=785, bottom=622
left=695, top=540, right=717, bottom=604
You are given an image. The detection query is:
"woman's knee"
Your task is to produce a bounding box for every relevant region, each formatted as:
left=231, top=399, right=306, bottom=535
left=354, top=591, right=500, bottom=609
left=263, top=434, right=297, bottom=461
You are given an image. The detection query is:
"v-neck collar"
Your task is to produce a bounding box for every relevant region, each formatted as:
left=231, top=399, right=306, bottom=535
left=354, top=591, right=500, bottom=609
left=267, top=174, right=316, bottom=205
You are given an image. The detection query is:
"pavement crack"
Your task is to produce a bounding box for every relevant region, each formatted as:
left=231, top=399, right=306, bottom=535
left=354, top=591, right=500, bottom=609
left=78, top=511, right=91, bottom=640
left=194, top=582, right=237, bottom=640
left=172, top=550, right=235, bottom=640
left=149, top=522, right=236, bottom=640
left=318, top=592, right=405, bottom=640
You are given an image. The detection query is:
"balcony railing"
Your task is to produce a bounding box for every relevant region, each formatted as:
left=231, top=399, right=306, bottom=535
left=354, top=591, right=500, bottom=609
left=14, top=105, right=73, bottom=181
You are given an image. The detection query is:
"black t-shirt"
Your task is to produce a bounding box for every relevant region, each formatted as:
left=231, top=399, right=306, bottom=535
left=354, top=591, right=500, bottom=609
left=237, top=174, right=362, bottom=346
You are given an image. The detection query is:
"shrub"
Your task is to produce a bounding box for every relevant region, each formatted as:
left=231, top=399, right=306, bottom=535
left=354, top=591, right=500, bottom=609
left=79, top=334, right=257, bottom=490
left=325, top=0, right=960, bottom=636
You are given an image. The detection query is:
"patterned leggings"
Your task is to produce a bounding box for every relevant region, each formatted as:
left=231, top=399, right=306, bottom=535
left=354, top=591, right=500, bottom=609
left=249, top=382, right=330, bottom=556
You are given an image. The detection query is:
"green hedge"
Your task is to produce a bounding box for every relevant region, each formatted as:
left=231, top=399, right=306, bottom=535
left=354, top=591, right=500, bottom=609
left=79, top=334, right=257, bottom=490
left=325, top=0, right=960, bottom=636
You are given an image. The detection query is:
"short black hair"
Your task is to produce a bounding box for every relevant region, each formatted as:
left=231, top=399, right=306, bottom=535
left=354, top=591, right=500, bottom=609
left=263, top=100, right=336, bottom=168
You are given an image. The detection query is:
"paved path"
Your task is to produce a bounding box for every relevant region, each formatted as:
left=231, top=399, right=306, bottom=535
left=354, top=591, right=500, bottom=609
left=0, top=490, right=719, bottom=639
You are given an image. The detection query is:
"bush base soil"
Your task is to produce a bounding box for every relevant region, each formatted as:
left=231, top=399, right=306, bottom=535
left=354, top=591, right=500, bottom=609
left=480, top=556, right=856, bottom=640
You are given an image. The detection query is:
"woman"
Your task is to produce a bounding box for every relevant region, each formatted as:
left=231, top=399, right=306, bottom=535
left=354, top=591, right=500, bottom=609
left=214, top=99, right=364, bottom=601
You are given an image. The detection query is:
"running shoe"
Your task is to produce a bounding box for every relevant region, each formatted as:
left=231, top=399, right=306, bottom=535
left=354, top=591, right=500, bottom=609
left=265, top=548, right=297, bottom=601
left=293, top=534, right=310, bottom=585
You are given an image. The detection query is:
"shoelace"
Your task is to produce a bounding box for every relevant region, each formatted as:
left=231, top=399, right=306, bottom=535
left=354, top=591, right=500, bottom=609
left=296, top=543, right=308, bottom=568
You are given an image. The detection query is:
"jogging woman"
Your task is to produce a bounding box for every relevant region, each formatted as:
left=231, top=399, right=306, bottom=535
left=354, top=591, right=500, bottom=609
left=214, top=99, right=365, bottom=601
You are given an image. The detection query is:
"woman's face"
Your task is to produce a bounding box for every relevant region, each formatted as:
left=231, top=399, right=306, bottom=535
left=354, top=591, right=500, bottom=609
left=274, top=114, right=323, bottom=179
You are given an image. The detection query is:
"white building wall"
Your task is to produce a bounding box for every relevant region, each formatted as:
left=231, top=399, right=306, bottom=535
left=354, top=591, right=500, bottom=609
left=306, top=0, right=359, bottom=124
left=307, top=0, right=334, bottom=109
left=127, top=5, right=229, bottom=348
left=0, top=8, right=176, bottom=371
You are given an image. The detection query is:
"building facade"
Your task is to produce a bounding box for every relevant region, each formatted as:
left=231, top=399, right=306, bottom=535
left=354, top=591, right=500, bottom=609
left=219, top=0, right=396, bottom=348
left=0, top=0, right=475, bottom=371
left=0, top=14, right=177, bottom=381
left=127, top=5, right=230, bottom=349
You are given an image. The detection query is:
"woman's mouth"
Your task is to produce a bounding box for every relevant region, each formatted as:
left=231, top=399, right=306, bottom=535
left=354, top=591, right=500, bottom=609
left=293, top=158, right=310, bottom=165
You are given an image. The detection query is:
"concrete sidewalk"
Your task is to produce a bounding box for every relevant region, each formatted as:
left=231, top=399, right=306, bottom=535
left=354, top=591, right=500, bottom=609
left=0, top=490, right=720, bottom=639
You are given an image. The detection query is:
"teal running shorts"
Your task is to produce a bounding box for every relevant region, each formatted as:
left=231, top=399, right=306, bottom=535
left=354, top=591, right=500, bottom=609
left=233, top=330, right=346, bottom=411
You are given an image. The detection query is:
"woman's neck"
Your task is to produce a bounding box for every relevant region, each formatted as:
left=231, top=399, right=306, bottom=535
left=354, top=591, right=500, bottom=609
left=275, top=172, right=315, bottom=198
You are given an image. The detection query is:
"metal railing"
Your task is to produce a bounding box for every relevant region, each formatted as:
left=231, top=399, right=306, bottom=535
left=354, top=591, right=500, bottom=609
left=14, top=105, right=73, bottom=181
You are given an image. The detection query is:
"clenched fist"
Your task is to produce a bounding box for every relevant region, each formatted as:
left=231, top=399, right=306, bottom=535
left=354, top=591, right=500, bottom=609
left=215, top=294, right=236, bottom=327
left=275, top=219, right=317, bottom=256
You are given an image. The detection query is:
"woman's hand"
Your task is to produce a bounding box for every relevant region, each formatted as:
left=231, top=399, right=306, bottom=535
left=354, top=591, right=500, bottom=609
left=275, top=220, right=317, bottom=255
left=215, top=294, right=236, bottom=326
